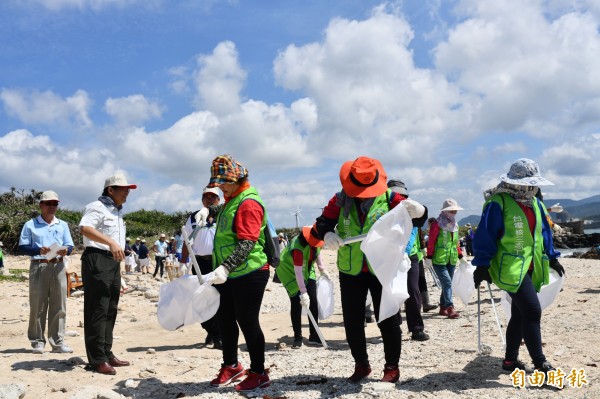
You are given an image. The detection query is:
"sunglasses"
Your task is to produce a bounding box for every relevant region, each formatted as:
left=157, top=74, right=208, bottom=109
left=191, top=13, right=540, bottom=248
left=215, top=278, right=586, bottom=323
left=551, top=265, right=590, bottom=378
left=41, top=201, right=59, bottom=206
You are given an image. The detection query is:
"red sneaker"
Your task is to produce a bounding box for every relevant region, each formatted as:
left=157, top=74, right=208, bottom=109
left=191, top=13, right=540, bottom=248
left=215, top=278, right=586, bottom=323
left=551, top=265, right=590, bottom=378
left=446, top=306, right=460, bottom=319
left=381, top=364, right=400, bottom=383
left=348, top=363, right=371, bottom=383
left=439, top=306, right=448, bottom=316
left=234, top=370, right=271, bottom=392
left=210, top=363, right=245, bottom=387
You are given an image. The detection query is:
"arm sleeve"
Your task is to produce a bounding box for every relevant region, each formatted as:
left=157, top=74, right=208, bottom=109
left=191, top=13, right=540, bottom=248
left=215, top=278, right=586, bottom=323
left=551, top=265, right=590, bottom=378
left=538, top=200, right=561, bottom=260
left=471, top=202, right=504, bottom=267
left=292, top=249, right=307, bottom=293
left=313, top=194, right=341, bottom=240
left=405, top=227, right=418, bottom=255
left=426, top=222, right=440, bottom=258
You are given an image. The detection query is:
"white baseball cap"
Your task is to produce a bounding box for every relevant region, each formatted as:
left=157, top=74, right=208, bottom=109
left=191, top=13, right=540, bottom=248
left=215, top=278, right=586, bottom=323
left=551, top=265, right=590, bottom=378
left=104, top=173, right=137, bottom=189
left=160, top=233, right=166, bottom=238
left=202, top=186, right=220, bottom=197
left=40, top=190, right=60, bottom=202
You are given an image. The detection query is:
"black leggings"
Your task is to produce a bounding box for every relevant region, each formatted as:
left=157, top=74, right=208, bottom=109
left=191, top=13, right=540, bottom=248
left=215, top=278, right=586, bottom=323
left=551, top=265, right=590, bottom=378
left=195, top=255, right=220, bottom=340
left=339, top=271, right=402, bottom=367
left=215, top=268, right=269, bottom=373
left=289, top=279, right=318, bottom=340
left=418, top=260, right=428, bottom=293
left=505, top=272, right=546, bottom=366
left=153, top=256, right=165, bottom=277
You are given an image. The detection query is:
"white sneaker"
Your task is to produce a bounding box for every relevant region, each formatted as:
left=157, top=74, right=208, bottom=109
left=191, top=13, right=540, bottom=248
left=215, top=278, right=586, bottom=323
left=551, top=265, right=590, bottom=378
left=32, top=342, right=45, bottom=354
left=52, top=344, right=73, bottom=353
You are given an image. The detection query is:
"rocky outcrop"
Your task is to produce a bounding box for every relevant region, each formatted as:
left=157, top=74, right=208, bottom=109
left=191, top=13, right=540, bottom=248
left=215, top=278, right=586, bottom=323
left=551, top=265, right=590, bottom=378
left=553, top=232, right=600, bottom=249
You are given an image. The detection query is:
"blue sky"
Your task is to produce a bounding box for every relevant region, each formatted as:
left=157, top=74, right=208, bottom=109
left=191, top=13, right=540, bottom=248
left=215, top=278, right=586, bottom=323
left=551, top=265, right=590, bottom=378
left=1, top=0, right=599, bottom=229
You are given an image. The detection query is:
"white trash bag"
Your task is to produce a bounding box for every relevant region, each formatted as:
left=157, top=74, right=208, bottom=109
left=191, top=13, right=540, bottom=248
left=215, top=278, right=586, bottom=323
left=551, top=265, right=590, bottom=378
left=317, top=275, right=334, bottom=320
left=157, top=274, right=220, bottom=330
left=500, top=269, right=565, bottom=321
left=452, top=259, right=476, bottom=306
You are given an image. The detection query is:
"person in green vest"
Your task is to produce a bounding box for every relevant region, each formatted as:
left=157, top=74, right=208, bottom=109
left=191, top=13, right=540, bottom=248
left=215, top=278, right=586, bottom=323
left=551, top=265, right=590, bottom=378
left=425, top=198, right=465, bottom=319
left=275, top=225, right=329, bottom=348
left=0, top=241, right=4, bottom=274
left=202, top=154, right=271, bottom=393
left=309, top=156, right=427, bottom=384
left=472, top=158, right=564, bottom=375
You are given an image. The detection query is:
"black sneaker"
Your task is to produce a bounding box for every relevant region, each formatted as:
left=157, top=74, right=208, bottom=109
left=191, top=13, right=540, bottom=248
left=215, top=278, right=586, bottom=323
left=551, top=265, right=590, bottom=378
left=365, top=316, right=376, bottom=324
left=411, top=331, right=430, bottom=341
left=306, top=337, right=322, bottom=346
left=535, top=361, right=556, bottom=373
left=213, top=339, right=223, bottom=350
left=502, top=359, right=530, bottom=372
left=204, top=334, right=214, bottom=346
left=292, top=339, right=303, bottom=348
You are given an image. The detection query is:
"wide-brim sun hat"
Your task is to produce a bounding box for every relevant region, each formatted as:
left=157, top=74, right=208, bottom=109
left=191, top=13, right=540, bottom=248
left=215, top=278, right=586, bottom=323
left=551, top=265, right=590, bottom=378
left=303, top=225, right=324, bottom=248
left=339, top=156, right=388, bottom=198
left=500, top=158, right=554, bottom=186
left=441, top=198, right=464, bottom=211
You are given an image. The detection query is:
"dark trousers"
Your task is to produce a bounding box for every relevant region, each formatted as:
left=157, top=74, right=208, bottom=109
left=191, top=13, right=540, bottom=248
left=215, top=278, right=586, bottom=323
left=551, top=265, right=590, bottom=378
left=339, top=271, right=402, bottom=367
left=153, top=256, right=165, bottom=277
left=505, top=272, right=546, bottom=366
left=405, top=255, right=424, bottom=333
left=81, top=248, right=121, bottom=367
left=194, top=255, right=221, bottom=340
left=418, top=260, right=428, bottom=293
left=289, top=279, right=318, bottom=340
left=215, top=268, right=269, bottom=373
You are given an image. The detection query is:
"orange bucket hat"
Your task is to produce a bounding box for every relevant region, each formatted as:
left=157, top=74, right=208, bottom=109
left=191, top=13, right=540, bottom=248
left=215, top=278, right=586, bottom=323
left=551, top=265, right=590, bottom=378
left=339, top=156, right=388, bottom=198
left=303, top=225, right=324, bottom=248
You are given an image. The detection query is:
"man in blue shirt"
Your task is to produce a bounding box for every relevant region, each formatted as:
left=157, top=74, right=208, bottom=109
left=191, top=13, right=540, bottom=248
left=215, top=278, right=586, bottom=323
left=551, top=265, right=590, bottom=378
left=19, top=190, right=74, bottom=354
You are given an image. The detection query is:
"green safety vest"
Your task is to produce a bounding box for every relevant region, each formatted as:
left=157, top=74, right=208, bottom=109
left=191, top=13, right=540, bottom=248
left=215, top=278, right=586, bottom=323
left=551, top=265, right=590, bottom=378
left=432, top=228, right=459, bottom=266
left=336, top=190, right=390, bottom=276
left=487, top=193, right=549, bottom=293
left=275, top=236, right=320, bottom=297
left=212, top=187, right=268, bottom=278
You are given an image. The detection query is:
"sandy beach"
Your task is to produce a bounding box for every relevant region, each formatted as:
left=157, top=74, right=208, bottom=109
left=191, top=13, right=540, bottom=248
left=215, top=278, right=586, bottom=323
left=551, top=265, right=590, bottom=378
left=0, top=252, right=598, bottom=399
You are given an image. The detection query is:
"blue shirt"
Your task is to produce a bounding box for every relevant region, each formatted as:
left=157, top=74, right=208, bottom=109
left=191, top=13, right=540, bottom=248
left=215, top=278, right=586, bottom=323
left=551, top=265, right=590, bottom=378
left=19, top=216, right=74, bottom=259
left=174, top=234, right=184, bottom=253
left=405, top=227, right=418, bottom=255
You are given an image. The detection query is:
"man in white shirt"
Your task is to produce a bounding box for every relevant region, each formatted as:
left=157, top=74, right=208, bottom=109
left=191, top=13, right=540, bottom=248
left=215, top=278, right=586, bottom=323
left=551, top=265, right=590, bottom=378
left=152, top=233, right=168, bottom=278
left=79, top=173, right=136, bottom=375
left=181, top=186, right=222, bottom=348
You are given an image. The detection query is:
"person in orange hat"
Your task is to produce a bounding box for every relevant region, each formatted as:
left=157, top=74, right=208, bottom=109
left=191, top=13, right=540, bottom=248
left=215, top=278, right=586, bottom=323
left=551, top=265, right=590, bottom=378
left=309, top=156, right=428, bottom=384
left=275, top=225, right=330, bottom=348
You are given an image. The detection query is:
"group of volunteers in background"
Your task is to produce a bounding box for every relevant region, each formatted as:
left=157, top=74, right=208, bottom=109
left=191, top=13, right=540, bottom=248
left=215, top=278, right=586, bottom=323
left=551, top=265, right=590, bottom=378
left=14, top=153, right=565, bottom=392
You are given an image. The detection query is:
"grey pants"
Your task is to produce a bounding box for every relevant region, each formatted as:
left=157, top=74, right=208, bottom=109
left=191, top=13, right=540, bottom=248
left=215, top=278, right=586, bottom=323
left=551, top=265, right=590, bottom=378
left=28, top=260, right=67, bottom=348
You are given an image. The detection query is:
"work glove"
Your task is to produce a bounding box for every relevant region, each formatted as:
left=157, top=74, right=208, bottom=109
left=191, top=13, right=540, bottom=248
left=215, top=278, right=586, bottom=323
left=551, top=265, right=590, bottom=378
left=473, top=267, right=492, bottom=288
left=195, top=207, right=209, bottom=228
left=324, top=232, right=345, bottom=250
left=300, top=292, right=310, bottom=308
left=213, top=265, right=229, bottom=284
left=402, top=198, right=426, bottom=219
left=424, top=258, right=433, bottom=270
left=549, top=203, right=563, bottom=213
left=201, top=271, right=216, bottom=285
left=320, top=269, right=332, bottom=281
left=550, top=258, right=565, bottom=277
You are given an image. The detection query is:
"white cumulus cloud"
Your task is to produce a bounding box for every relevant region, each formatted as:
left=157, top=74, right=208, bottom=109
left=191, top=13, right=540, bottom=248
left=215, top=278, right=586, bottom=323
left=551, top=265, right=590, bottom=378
left=104, top=94, right=163, bottom=126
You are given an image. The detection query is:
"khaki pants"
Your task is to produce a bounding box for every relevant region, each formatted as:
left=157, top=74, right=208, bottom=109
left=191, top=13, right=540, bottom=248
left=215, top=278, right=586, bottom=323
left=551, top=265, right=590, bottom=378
left=28, top=260, right=67, bottom=348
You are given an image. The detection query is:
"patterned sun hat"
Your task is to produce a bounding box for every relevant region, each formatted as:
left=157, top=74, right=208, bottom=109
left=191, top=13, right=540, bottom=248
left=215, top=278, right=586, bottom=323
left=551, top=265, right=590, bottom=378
left=500, top=158, right=554, bottom=186
left=208, top=154, right=248, bottom=187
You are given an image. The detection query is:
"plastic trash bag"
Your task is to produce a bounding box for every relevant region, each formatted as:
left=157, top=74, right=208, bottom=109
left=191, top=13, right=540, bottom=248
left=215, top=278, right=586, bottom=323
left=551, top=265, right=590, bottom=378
left=157, top=275, right=220, bottom=330
left=500, top=269, right=565, bottom=321
left=361, top=203, right=412, bottom=322
left=317, top=275, right=334, bottom=320
left=452, top=259, right=476, bottom=306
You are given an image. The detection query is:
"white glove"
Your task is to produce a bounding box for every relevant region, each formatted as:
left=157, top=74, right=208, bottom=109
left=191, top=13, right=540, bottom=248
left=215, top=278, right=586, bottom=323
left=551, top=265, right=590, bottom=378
left=195, top=207, right=210, bottom=227
left=402, top=198, right=425, bottom=219
left=324, top=232, right=345, bottom=250
left=213, top=265, right=229, bottom=284
left=201, top=271, right=216, bottom=285
left=300, top=292, right=310, bottom=308
left=424, top=258, right=433, bottom=270
left=550, top=203, right=563, bottom=213
left=320, top=269, right=332, bottom=281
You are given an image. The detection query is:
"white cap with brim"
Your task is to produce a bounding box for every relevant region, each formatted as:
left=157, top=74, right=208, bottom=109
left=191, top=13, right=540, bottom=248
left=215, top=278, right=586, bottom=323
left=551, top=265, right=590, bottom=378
left=40, top=190, right=60, bottom=202
left=202, top=186, right=220, bottom=197
left=104, top=173, right=137, bottom=189
left=500, top=158, right=554, bottom=186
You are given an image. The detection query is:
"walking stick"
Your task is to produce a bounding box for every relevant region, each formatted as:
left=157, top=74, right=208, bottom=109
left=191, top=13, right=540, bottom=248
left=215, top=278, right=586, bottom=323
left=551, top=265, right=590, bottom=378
left=181, top=226, right=205, bottom=285
left=304, top=304, right=328, bottom=349
left=487, top=282, right=506, bottom=347
left=477, top=286, right=482, bottom=353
